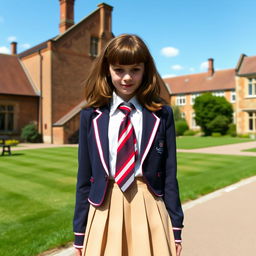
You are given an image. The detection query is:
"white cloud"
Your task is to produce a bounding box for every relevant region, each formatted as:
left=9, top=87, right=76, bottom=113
left=21, top=43, right=31, bottom=49
left=0, top=46, right=10, bottom=54
left=162, top=74, right=177, bottom=78
left=189, top=67, right=196, bottom=72
left=7, top=36, right=17, bottom=42
left=160, top=47, right=179, bottom=58
left=171, top=64, right=183, bottom=71
left=200, top=61, right=208, bottom=71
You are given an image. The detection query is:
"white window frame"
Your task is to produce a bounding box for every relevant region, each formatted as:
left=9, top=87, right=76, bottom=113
left=176, top=95, right=186, bottom=106
left=248, top=78, right=256, bottom=97
left=191, top=112, right=199, bottom=129
left=248, top=112, right=256, bottom=132
left=230, top=90, right=236, bottom=103
left=212, top=90, right=225, bottom=97
left=190, top=93, right=201, bottom=105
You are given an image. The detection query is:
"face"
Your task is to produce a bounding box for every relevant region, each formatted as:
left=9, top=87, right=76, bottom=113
left=109, top=63, right=145, bottom=101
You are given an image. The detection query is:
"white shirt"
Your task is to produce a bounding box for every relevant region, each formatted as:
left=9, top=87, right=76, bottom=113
left=108, top=92, right=143, bottom=178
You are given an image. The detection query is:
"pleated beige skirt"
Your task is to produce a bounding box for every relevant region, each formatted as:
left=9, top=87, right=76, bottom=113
left=82, top=178, right=176, bottom=256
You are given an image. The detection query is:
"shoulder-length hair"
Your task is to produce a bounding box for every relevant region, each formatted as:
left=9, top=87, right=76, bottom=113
left=84, top=34, right=166, bottom=111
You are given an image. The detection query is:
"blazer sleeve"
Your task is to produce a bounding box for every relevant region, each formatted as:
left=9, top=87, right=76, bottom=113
left=73, top=109, right=92, bottom=248
left=163, top=106, right=184, bottom=243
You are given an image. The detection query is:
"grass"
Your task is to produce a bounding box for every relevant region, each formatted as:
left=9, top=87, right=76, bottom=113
left=176, top=136, right=253, bottom=149
left=0, top=147, right=77, bottom=256
left=243, top=148, right=256, bottom=152
left=177, top=152, right=256, bottom=202
left=1, top=146, right=256, bottom=255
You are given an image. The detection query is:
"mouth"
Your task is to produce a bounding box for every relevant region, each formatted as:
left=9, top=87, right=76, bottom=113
left=121, top=84, right=133, bottom=88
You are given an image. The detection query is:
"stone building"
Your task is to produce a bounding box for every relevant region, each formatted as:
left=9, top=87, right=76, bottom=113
left=163, top=56, right=256, bottom=135
left=0, top=1, right=113, bottom=144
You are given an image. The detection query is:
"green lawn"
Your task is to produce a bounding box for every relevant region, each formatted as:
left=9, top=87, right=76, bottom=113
left=177, top=152, right=256, bottom=202
left=1, top=147, right=256, bottom=255
left=176, top=136, right=253, bottom=149
left=0, top=148, right=77, bottom=256
left=243, top=148, right=256, bottom=152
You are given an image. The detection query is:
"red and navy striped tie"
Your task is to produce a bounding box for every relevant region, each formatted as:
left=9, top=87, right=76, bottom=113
left=115, top=103, right=138, bottom=192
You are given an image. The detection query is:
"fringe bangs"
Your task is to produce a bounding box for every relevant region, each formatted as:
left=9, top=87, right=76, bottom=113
left=106, top=37, right=148, bottom=65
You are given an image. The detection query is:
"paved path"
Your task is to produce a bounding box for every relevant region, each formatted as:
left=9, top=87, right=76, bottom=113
left=24, top=140, right=254, bottom=256
left=178, top=141, right=256, bottom=156
left=182, top=176, right=256, bottom=256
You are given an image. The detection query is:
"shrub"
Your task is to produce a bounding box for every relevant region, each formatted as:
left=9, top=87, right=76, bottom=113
left=237, top=134, right=250, bottom=138
left=175, top=120, right=189, bottom=136
left=227, top=124, right=237, bottom=137
left=211, top=132, right=222, bottom=137
left=183, top=129, right=197, bottom=136
left=21, top=123, right=42, bottom=143
left=207, top=115, right=230, bottom=135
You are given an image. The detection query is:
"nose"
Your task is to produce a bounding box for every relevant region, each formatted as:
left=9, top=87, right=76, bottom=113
left=123, top=72, right=132, bottom=81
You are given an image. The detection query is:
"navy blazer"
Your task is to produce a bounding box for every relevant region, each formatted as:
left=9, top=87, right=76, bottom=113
left=73, top=104, right=184, bottom=246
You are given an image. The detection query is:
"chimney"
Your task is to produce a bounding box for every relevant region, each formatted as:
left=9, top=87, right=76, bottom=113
left=208, top=58, right=214, bottom=76
left=98, top=3, right=113, bottom=51
left=59, top=0, right=75, bottom=34
left=10, top=42, right=17, bottom=55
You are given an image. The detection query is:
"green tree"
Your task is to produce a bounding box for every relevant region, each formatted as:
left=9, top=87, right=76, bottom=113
left=193, top=93, right=233, bottom=136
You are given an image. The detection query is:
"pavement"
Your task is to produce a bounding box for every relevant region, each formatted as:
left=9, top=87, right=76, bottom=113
left=11, top=141, right=256, bottom=256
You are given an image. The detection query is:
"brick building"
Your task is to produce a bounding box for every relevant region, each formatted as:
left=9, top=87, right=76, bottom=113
left=0, top=1, right=113, bottom=144
left=163, top=56, right=256, bottom=135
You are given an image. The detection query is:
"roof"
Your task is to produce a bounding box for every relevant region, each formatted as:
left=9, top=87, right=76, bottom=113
left=164, top=69, right=236, bottom=95
left=237, top=55, right=256, bottom=76
left=53, top=100, right=87, bottom=126
left=18, top=40, right=49, bottom=58
left=0, top=54, right=38, bottom=96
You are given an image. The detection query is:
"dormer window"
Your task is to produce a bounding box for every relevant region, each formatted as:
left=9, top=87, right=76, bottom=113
left=248, top=78, right=256, bottom=96
left=90, top=37, right=98, bottom=57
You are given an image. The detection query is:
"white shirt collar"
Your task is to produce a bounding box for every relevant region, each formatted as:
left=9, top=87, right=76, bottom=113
left=110, top=91, right=142, bottom=116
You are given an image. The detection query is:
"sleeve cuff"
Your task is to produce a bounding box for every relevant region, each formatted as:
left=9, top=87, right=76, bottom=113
left=173, top=227, right=182, bottom=242
left=74, top=232, right=85, bottom=248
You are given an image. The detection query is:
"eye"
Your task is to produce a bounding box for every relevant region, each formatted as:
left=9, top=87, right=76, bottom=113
left=132, top=68, right=141, bottom=72
left=113, top=68, right=123, bottom=73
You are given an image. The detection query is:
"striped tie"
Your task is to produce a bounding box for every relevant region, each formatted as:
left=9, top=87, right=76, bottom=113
left=115, top=103, right=138, bottom=192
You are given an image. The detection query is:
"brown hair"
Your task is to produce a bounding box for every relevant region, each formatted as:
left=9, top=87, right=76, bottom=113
left=84, top=34, right=166, bottom=111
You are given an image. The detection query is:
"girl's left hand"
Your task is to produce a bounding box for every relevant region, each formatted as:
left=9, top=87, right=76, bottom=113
left=176, top=243, right=182, bottom=256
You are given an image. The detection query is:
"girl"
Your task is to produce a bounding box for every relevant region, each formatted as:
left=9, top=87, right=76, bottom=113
left=73, top=34, right=184, bottom=256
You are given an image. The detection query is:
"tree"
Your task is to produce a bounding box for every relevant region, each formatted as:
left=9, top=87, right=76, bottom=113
left=193, top=93, right=233, bottom=136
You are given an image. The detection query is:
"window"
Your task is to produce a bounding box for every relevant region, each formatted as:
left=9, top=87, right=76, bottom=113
left=248, top=78, right=256, bottom=96
left=248, top=112, right=256, bottom=132
left=190, top=93, right=201, bottom=105
left=191, top=112, right=199, bottom=128
left=181, top=112, right=185, bottom=119
left=0, top=105, right=14, bottom=132
left=90, top=37, right=98, bottom=57
left=212, top=91, right=225, bottom=97
left=176, top=95, right=186, bottom=106
left=230, top=90, right=236, bottom=103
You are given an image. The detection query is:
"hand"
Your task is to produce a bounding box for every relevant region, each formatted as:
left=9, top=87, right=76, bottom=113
left=176, top=243, right=182, bottom=256
left=75, top=248, right=82, bottom=256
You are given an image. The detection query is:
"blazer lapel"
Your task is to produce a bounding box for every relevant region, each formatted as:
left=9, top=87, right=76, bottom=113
left=92, top=106, right=110, bottom=176
left=140, top=107, right=160, bottom=165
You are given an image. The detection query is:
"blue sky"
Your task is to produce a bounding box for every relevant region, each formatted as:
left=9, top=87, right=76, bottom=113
left=1, top=0, right=256, bottom=77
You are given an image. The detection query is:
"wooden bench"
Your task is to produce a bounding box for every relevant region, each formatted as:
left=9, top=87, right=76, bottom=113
left=0, top=136, right=12, bottom=156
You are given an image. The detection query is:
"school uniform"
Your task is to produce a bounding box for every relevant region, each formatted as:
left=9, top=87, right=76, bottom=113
left=73, top=93, right=184, bottom=255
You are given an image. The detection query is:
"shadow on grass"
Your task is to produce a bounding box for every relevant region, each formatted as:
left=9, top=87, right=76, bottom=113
left=0, top=153, right=25, bottom=157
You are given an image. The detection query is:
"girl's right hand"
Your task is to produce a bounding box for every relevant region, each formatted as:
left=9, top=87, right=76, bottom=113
left=75, top=248, right=82, bottom=256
